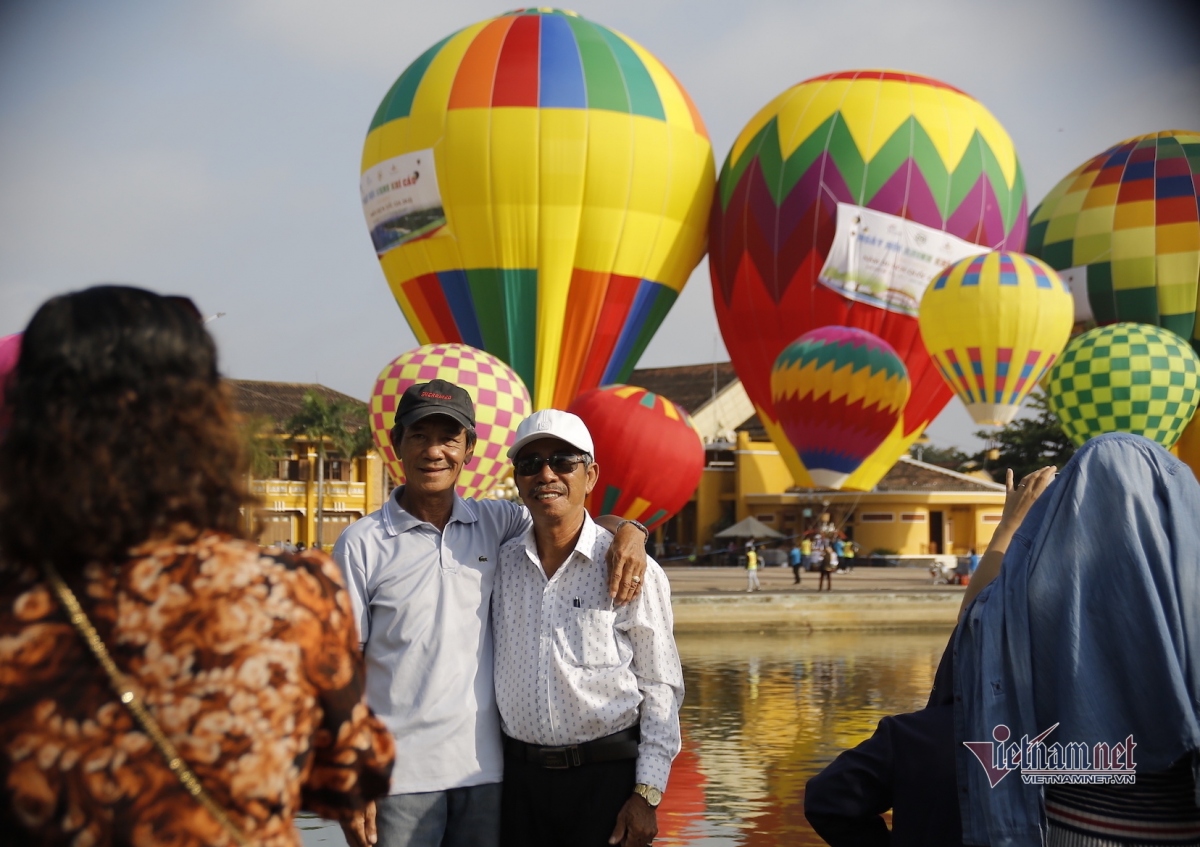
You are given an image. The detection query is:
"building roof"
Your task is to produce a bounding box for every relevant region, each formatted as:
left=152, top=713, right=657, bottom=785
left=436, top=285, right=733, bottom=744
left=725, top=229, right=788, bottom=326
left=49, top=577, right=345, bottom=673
left=226, top=380, right=367, bottom=430
left=630, top=362, right=740, bottom=416
left=785, top=454, right=1004, bottom=495
left=629, top=361, right=767, bottom=439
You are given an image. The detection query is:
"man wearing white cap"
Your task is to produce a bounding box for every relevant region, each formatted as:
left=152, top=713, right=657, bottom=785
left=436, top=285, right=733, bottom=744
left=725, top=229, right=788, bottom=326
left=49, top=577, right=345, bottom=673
left=492, top=410, right=684, bottom=847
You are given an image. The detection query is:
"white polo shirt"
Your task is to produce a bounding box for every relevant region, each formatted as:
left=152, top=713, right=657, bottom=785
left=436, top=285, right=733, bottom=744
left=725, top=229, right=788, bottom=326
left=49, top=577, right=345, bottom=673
left=333, top=488, right=530, bottom=794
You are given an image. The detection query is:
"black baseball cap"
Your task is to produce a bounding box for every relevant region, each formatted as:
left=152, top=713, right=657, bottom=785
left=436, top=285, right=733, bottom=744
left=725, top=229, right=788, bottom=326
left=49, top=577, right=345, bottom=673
left=394, top=379, right=475, bottom=432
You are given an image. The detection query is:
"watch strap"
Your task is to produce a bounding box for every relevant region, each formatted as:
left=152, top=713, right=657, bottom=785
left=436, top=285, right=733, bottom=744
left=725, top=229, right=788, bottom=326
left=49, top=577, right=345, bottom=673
left=615, top=518, right=649, bottom=539
left=632, top=783, right=662, bottom=807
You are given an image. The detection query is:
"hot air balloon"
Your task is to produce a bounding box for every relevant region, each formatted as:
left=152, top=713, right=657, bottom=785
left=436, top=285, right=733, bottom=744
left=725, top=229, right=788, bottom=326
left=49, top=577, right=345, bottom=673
left=369, top=343, right=531, bottom=499
left=1045, top=323, right=1200, bottom=448
left=710, top=70, right=1027, bottom=489
left=362, top=9, right=714, bottom=411
left=770, top=327, right=910, bottom=489
left=567, top=385, right=703, bottom=530
left=1027, top=131, right=1200, bottom=347
left=919, top=252, right=1074, bottom=425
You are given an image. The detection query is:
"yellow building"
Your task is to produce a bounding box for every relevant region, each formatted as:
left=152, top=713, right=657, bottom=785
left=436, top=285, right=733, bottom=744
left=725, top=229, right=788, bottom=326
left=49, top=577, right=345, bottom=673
left=228, top=380, right=386, bottom=551
left=630, top=364, right=1006, bottom=558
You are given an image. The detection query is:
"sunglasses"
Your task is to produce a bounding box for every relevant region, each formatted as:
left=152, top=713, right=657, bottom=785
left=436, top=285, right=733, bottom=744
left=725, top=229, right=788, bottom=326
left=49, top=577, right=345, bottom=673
left=514, top=452, right=589, bottom=477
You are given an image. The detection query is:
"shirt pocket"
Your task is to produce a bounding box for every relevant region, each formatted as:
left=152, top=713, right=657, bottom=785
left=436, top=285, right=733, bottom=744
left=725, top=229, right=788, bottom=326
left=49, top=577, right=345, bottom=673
left=557, top=609, right=620, bottom=668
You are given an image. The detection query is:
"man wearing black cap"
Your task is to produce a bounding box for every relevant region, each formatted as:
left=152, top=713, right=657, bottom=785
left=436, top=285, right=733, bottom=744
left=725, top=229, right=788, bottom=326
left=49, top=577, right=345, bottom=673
left=334, top=380, right=650, bottom=847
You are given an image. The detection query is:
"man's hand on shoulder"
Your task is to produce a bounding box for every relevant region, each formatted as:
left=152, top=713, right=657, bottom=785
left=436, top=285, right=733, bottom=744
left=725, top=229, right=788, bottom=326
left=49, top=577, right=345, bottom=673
left=599, top=517, right=648, bottom=604
left=608, top=793, right=658, bottom=847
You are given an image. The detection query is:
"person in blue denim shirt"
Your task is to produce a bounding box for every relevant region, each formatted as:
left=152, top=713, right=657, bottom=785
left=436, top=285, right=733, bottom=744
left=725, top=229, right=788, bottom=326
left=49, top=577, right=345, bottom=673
left=804, top=463, right=1055, bottom=846
left=955, top=433, right=1200, bottom=846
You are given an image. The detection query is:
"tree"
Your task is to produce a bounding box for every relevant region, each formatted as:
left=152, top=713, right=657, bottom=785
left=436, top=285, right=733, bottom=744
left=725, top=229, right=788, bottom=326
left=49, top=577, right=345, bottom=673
left=908, top=443, right=970, bottom=469
left=970, top=390, right=1075, bottom=483
left=237, top=413, right=283, bottom=480
left=285, top=391, right=371, bottom=550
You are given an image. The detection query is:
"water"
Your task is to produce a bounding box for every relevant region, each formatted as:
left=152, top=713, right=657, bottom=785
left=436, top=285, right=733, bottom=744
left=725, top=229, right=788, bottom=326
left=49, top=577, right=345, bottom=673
left=299, top=628, right=953, bottom=846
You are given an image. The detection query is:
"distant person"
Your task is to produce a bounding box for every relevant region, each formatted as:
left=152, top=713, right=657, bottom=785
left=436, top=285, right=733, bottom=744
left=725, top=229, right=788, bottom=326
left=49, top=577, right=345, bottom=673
left=834, top=537, right=846, bottom=573
left=0, top=286, right=394, bottom=845
left=746, top=544, right=761, bottom=592
left=818, top=545, right=837, bottom=591
left=296, top=540, right=307, bottom=552
left=492, top=410, right=683, bottom=847
left=968, top=547, right=980, bottom=574
left=789, top=542, right=803, bottom=585
left=809, top=535, right=826, bottom=573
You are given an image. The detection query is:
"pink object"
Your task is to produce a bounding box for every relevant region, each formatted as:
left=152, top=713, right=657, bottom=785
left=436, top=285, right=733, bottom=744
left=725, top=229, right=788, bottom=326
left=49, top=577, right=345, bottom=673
left=0, top=333, right=21, bottom=430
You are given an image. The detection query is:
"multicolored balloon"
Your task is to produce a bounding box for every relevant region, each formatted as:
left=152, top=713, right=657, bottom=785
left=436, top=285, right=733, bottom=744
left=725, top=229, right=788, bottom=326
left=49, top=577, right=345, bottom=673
left=362, top=9, right=714, bottom=410
left=567, top=385, right=704, bottom=529
left=369, top=344, right=531, bottom=499
left=710, top=70, right=1028, bottom=489
left=919, top=252, right=1075, bottom=425
left=1045, top=323, right=1200, bottom=448
left=770, top=327, right=911, bottom=489
left=1027, top=131, right=1200, bottom=346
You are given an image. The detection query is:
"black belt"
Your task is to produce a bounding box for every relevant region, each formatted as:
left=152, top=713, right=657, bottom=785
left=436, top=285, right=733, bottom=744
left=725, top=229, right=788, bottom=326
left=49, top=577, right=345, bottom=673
left=503, top=727, right=640, bottom=770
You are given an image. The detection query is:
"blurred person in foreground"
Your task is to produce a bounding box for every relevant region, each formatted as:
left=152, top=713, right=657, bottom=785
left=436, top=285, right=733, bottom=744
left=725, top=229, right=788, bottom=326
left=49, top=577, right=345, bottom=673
left=956, top=433, right=1200, bottom=846
left=492, top=411, right=683, bottom=847
left=805, top=464, right=1056, bottom=846
left=0, top=286, right=394, bottom=847
left=334, top=387, right=649, bottom=847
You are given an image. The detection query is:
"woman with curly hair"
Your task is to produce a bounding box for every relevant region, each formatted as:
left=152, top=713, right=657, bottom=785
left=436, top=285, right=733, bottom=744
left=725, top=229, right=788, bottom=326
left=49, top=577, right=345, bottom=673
left=0, top=286, right=394, bottom=846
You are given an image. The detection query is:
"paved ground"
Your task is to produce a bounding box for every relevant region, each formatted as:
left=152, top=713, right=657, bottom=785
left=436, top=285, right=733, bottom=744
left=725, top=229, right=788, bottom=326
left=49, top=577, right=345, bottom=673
left=662, top=564, right=969, bottom=596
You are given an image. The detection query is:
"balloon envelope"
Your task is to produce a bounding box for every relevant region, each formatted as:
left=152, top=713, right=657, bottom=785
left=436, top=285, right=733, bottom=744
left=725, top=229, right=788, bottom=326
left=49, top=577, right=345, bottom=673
left=709, top=70, right=1027, bottom=490
left=771, top=327, right=910, bottom=489
left=920, top=252, right=1074, bottom=425
left=1045, top=323, right=1200, bottom=448
left=362, top=9, right=714, bottom=410
left=568, top=385, right=704, bottom=530
left=1027, top=131, right=1200, bottom=347
left=369, top=344, right=531, bottom=499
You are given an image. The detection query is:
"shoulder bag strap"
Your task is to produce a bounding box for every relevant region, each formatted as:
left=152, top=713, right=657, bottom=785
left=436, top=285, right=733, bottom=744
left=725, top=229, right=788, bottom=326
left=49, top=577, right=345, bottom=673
left=41, top=560, right=251, bottom=846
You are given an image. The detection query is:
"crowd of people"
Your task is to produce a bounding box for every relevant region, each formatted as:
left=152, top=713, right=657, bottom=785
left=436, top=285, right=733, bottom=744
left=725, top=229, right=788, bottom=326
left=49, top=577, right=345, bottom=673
left=2, top=284, right=1199, bottom=847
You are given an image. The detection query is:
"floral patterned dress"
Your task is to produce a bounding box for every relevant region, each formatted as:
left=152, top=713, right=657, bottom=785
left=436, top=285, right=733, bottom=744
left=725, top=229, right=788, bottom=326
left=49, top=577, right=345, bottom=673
left=0, top=533, right=395, bottom=846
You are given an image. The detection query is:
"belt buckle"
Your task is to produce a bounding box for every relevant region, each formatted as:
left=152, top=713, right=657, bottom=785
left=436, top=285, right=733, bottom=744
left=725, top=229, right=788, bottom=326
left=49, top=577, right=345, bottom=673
left=539, top=745, right=581, bottom=769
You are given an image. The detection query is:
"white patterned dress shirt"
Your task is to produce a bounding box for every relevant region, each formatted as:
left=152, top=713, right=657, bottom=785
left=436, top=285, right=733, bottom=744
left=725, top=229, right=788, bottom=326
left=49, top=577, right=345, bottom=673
left=492, top=514, right=684, bottom=792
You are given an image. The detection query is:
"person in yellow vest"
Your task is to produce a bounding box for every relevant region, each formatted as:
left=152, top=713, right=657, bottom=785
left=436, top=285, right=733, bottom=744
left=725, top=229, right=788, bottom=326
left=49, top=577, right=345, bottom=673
left=745, top=544, right=761, bottom=592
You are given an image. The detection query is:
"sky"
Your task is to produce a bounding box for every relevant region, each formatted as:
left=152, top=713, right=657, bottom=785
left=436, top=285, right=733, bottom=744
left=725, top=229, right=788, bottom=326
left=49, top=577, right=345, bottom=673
left=1, top=0, right=1198, bottom=452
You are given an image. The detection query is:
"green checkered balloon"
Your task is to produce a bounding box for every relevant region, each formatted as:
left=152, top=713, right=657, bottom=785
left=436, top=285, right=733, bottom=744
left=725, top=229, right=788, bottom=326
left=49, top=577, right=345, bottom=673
left=1046, top=323, right=1200, bottom=448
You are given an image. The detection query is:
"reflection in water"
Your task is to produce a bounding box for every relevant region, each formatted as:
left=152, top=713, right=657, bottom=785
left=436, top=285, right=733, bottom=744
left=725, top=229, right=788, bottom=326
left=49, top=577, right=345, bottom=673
left=300, top=629, right=953, bottom=846
left=657, top=630, right=953, bottom=845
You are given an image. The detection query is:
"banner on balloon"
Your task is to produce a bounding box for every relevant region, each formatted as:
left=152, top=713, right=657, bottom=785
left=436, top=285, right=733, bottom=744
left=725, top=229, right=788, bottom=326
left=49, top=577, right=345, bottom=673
left=360, top=149, right=446, bottom=255
left=818, top=204, right=988, bottom=317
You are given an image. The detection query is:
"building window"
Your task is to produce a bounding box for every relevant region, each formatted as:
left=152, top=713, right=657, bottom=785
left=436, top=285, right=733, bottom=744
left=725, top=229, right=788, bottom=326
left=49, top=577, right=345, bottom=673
left=900, top=513, right=927, bottom=522
left=859, top=512, right=895, bottom=523
left=981, top=514, right=1003, bottom=523
left=757, top=513, right=775, bottom=523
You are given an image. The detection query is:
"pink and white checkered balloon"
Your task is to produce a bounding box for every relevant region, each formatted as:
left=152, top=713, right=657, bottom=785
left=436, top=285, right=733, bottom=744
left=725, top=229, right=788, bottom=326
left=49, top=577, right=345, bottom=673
left=369, top=344, right=531, bottom=499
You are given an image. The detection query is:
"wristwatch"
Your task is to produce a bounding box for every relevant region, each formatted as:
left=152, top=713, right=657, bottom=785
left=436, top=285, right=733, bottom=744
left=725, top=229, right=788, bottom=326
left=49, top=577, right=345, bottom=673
left=632, top=783, right=663, bottom=807
left=615, top=518, right=650, bottom=540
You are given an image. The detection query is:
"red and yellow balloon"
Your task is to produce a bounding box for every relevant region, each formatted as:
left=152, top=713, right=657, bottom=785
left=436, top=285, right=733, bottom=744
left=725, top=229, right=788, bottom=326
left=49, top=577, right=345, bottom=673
left=709, top=70, right=1027, bottom=489
left=568, top=385, right=704, bottom=530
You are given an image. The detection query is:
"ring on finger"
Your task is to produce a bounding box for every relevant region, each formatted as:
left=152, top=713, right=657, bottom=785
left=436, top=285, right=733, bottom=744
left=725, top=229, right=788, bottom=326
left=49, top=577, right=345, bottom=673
left=631, top=575, right=642, bottom=584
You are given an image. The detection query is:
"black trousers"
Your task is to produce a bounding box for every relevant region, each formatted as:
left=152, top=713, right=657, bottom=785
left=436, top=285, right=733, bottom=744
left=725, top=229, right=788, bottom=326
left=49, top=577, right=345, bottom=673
left=500, top=747, right=636, bottom=847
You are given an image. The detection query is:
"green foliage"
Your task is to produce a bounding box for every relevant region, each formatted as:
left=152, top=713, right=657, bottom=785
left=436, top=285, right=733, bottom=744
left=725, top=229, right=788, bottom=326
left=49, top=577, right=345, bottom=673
left=909, top=443, right=970, bottom=469
left=971, top=391, right=1075, bottom=483
left=237, top=414, right=283, bottom=479
left=284, top=391, right=371, bottom=459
